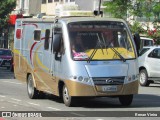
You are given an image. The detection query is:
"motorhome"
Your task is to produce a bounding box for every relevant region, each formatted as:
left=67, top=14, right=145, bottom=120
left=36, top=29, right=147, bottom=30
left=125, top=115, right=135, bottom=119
left=14, top=15, right=140, bottom=107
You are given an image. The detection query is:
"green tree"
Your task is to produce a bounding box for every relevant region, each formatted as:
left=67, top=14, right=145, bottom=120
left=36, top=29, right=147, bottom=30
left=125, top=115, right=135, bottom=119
left=152, top=3, right=160, bottom=22
left=129, top=21, right=145, bottom=34
left=132, top=0, right=157, bottom=22
left=134, top=0, right=160, bottom=45
left=103, top=0, right=132, bottom=19
left=103, top=0, right=160, bottom=45
left=0, top=0, right=16, bottom=29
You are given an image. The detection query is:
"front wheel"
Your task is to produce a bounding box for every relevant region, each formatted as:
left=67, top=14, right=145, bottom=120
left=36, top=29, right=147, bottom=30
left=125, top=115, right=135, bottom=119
left=139, top=69, right=150, bottom=86
left=27, top=74, right=39, bottom=99
left=119, top=95, right=133, bottom=106
left=62, top=85, right=75, bottom=107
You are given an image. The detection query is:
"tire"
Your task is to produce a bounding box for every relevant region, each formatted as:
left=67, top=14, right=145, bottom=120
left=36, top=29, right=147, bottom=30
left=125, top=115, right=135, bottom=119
left=139, top=69, right=150, bottom=86
left=27, top=74, right=39, bottom=99
left=62, top=85, right=75, bottom=107
left=119, top=95, right=133, bottom=106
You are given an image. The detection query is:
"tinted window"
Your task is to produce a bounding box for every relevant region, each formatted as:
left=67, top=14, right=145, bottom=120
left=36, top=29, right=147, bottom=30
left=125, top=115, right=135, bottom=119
left=44, top=29, right=50, bottom=50
left=139, top=48, right=150, bottom=56
left=148, top=48, right=160, bottom=58
left=48, top=0, right=53, bottom=3
left=34, top=30, right=41, bottom=41
left=143, top=40, right=153, bottom=46
left=42, top=0, right=46, bottom=4
left=0, top=50, right=12, bottom=56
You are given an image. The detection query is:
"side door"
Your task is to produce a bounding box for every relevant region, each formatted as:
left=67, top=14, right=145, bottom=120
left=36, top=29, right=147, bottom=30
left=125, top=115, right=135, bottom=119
left=53, top=25, right=64, bottom=75
left=147, top=48, right=160, bottom=77
left=50, top=24, right=65, bottom=94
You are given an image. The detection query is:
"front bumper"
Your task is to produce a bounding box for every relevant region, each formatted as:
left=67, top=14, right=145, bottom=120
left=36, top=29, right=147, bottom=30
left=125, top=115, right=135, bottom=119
left=65, top=80, right=139, bottom=96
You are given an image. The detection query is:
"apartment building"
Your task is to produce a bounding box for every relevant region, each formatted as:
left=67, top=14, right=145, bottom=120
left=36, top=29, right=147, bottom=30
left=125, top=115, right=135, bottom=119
left=41, top=0, right=75, bottom=15
left=13, top=0, right=41, bottom=16
left=75, top=0, right=100, bottom=11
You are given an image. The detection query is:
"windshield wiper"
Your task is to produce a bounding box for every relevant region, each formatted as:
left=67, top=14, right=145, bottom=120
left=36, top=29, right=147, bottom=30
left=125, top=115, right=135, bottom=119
left=87, top=34, right=104, bottom=63
left=87, top=33, right=126, bottom=63
left=87, top=36, right=115, bottom=63
left=110, top=47, right=126, bottom=62
left=87, top=45, right=98, bottom=63
left=102, top=33, right=126, bottom=62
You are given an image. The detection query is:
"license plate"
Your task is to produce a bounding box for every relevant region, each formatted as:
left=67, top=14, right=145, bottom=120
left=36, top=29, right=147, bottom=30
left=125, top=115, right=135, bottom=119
left=5, top=62, right=10, bottom=65
left=102, top=86, right=117, bottom=92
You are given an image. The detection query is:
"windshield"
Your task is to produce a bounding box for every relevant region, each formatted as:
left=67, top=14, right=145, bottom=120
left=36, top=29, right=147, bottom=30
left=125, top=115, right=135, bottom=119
left=0, top=50, right=12, bottom=56
left=68, top=21, right=136, bottom=61
left=139, top=48, right=150, bottom=56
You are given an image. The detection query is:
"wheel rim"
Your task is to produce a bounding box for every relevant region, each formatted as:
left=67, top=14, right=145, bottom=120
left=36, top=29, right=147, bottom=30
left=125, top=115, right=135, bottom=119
left=28, top=77, right=33, bottom=96
left=140, top=72, right=146, bottom=84
left=63, top=86, right=69, bottom=102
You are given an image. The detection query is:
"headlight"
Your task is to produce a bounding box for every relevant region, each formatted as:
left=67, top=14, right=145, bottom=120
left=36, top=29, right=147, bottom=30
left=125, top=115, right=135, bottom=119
left=70, top=75, right=91, bottom=83
left=126, top=76, right=132, bottom=82
left=125, top=74, right=139, bottom=83
left=78, top=76, right=83, bottom=81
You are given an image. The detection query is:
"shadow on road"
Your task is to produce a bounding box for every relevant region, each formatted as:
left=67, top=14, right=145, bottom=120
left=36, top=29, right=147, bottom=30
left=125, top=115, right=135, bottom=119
left=44, top=93, right=160, bottom=108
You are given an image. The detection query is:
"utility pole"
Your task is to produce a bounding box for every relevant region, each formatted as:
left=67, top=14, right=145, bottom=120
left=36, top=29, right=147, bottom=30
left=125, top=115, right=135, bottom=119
left=98, top=0, right=103, bottom=17
left=98, top=0, right=102, bottom=15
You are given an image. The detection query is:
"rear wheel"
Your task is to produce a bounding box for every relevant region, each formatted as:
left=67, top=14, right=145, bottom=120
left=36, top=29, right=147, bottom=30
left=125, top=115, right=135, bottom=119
left=62, top=85, right=75, bottom=107
left=119, top=95, right=133, bottom=106
left=27, top=74, right=39, bottom=99
left=139, top=69, right=150, bottom=86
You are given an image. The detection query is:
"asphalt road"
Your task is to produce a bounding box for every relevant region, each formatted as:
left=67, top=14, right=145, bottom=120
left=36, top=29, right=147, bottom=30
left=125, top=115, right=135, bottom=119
left=0, top=67, right=160, bottom=120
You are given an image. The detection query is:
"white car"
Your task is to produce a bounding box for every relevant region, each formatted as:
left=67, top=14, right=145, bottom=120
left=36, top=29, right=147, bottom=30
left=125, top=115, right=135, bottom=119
left=138, top=46, right=160, bottom=86
left=140, top=37, right=154, bottom=50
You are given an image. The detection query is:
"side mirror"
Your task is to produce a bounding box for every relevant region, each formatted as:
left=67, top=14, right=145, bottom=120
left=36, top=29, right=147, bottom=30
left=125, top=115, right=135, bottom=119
left=53, top=34, right=61, bottom=53
left=133, top=33, right=141, bottom=56
left=93, top=10, right=103, bottom=17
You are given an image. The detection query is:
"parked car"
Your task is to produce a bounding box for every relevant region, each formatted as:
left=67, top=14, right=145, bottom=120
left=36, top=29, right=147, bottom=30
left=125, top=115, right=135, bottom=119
left=10, top=56, right=14, bottom=72
left=140, top=37, right=154, bottom=50
left=0, top=48, right=13, bottom=69
left=138, top=46, right=160, bottom=86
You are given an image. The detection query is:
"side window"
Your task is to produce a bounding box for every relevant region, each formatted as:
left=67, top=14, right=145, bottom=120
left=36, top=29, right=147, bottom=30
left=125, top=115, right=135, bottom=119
left=42, top=0, right=46, bottom=4
left=60, top=37, right=64, bottom=55
left=34, top=30, right=41, bottom=42
left=44, top=29, right=50, bottom=50
left=54, top=27, right=64, bottom=54
left=53, top=26, right=64, bottom=61
left=148, top=48, right=160, bottom=59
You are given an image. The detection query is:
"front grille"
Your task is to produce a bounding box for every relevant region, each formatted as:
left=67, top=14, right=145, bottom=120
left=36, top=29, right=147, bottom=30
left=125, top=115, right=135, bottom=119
left=0, top=60, right=11, bottom=66
left=92, top=77, right=125, bottom=85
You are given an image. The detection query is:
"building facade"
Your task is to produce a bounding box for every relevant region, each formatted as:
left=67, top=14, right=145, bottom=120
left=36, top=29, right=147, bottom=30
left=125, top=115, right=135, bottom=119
left=41, top=0, right=75, bottom=15
left=13, top=0, right=41, bottom=16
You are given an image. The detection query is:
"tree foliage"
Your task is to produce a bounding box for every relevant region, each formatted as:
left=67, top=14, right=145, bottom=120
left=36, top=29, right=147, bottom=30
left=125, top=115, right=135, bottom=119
left=103, top=0, right=160, bottom=44
left=103, top=0, right=132, bottom=19
left=129, top=21, right=145, bottom=34
left=131, top=0, right=160, bottom=22
left=0, top=0, right=16, bottom=29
